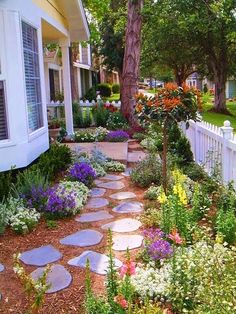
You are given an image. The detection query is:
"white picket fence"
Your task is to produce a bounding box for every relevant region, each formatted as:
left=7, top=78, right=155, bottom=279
left=47, top=100, right=121, bottom=120
left=181, top=120, right=236, bottom=185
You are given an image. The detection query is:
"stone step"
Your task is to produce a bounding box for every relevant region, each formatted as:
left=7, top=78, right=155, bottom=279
left=101, top=218, right=142, bottom=233
left=60, top=230, right=103, bottom=247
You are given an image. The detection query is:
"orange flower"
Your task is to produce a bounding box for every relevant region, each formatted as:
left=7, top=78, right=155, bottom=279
left=135, top=103, right=143, bottom=113
left=165, top=82, right=178, bottom=91
left=163, top=97, right=181, bottom=110
left=147, top=100, right=153, bottom=107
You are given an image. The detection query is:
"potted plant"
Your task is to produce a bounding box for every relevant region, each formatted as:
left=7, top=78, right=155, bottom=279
left=48, top=119, right=62, bottom=139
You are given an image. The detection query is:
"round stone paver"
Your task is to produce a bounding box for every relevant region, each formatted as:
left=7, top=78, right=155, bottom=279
left=60, top=229, right=103, bottom=247
left=101, top=218, right=141, bottom=233
left=0, top=264, right=4, bottom=272
left=121, top=168, right=132, bottom=177
left=102, top=174, right=124, bottom=181
left=112, top=201, right=143, bottom=214
left=31, top=264, right=72, bottom=293
left=76, top=210, right=114, bottom=223
left=89, top=188, right=106, bottom=198
left=109, top=192, right=137, bottom=200
left=113, top=235, right=144, bottom=251
left=68, top=251, right=122, bottom=275
left=85, top=197, right=109, bottom=209
left=20, top=245, right=62, bottom=266
left=97, top=181, right=125, bottom=190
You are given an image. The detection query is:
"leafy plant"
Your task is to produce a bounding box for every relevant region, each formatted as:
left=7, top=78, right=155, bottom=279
left=0, top=169, right=14, bottom=202
left=131, top=155, right=162, bottom=188
left=9, top=207, right=40, bottom=235
left=13, top=253, right=50, bottom=313
left=97, top=83, right=112, bottom=97
left=215, top=209, right=236, bottom=245
left=104, top=161, right=125, bottom=172
left=144, top=185, right=162, bottom=200
left=92, top=104, right=111, bottom=127
left=37, top=144, right=72, bottom=181
left=106, top=112, right=128, bottom=130
left=191, top=183, right=211, bottom=221
left=112, top=84, right=120, bottom=94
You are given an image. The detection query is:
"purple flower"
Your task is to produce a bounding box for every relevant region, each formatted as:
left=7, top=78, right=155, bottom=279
left=105, top=130, right=129, bottom=142
left=147, top=239, right=173, bottom=260
left=46, top=186, right=76, bottom=216
left=143, top=228, right=165, bottom=241
left=68, top=162, right=96, bottom=187
left=24, top=186, right=48, bottom=211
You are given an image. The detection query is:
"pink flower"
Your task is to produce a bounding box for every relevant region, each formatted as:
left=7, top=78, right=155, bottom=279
left=119, top=261, right=136, bottom=278
left=114, top=295, right=128, bottom=309
left=168, top=229, right=183, bottom=245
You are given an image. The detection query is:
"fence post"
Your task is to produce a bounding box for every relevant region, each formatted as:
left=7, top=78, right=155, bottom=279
left=220, top=120, right=233, bottom=183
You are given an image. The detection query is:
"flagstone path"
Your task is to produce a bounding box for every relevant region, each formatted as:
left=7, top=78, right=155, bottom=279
left=4, top=141, right=145, bottom=303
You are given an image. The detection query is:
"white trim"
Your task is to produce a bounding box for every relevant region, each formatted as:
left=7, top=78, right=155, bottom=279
left=76, top=0, right=90, bottom=39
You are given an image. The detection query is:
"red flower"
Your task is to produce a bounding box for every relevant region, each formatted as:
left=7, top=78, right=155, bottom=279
left=119, top=261, right=136, bottom=278
left=114, top=295, right=128, bottom=309
left=168, top=229, right=183, bottom=245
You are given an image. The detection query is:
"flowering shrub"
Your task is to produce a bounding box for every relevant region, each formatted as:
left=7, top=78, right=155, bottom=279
left=106, top=111, right=128, bottom=130
left=68, top=162, right=96, bottom=187
left=104, top=161, right=126, bottom=172
left=24, top=186, right=48, bottom=211
left=73, top=127, right=108, bottom=143
left=105, top=130, right=129, bottom=142
left=9, top=207, right=40, bottom=234
left=144, top=185, right=162, bottom=200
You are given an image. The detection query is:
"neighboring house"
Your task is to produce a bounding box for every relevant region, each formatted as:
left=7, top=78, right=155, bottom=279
left=0, top=0, right=89, bottom=171
left=226, top=78, right=236, bottom=99
left=186, top=72, right=202, bottom=90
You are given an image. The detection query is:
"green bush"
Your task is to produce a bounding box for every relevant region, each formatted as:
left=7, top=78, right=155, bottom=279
left=215, top=209, right=236, bottom=245
left=92, top=104, right=110, bottom=127
left=14, top=168, right=49, bottom=198
left=97, top=83, right=112, bottom=97
left=131, top=154, right=162, bottom=187
left=111, top=84, right=120, bottom=94
left=0, top=170, right=14, bottom=202
left=37, top=144, right=72, bottom=181
left=132, top=132, right=146, bottom=141
left=182, top=162, right=208, bottom=181
left=84, top=86, right=96, bottom=101
left=106, top=111, right=128, bottom=130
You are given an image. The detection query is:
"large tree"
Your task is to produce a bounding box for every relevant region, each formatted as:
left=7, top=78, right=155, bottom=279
left=142, top=0, right=236, bottom=112
left=121, top=0, right=144, bottom=124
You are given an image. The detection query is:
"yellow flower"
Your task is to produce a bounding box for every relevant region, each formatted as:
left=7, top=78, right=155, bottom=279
left=172, top=169, right=187, bottom=185
left=173, top=183, right=187, bottom=205
left=158, top=192, right=167, bottom=204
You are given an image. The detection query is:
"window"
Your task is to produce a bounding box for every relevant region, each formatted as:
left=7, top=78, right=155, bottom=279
left=22, top=21, right=43, bottom=132
left=49, top=69, right=60, bottom=101
left=0, top=81, right=8, bottom=140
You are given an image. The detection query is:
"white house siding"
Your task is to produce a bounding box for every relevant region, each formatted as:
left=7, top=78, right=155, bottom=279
left=226, top=79, right=236, bottom=99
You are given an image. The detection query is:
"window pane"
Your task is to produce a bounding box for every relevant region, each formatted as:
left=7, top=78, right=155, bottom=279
left=22, top=21, right=43, bottom=132
left=0, top=81, right=8, bottom=140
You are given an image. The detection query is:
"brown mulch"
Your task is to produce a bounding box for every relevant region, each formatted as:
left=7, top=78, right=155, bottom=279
left=0, top=143, right=145, bottom=314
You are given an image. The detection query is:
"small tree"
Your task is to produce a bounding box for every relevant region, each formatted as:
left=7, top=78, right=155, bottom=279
left=135, top=83, right=200, bottom=192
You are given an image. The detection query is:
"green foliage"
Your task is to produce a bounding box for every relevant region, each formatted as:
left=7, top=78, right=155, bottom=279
left=92, top=104, right=110, bottom=127
left=106, top=112, right=128, bottom=130
left=144, top=185, right=162, bottom=201
left=182, top=162, right=208, bottom=181
left=97, top=83, right=112, bottom=97
left=84, top=86, right=97, bottom=101
left=36, top=144, right=72, bottom=181
left=14, top=168, right=49, bottom=198
left=112, top=84, right=120, bottom=94
left=191, top=184, right=211, bottom=221
left=215, top=209, right=236, bottom=245
left=73, top=127, right=108, bottom=143
left=130, top=155, right=162, bottom=188
left=217, top=182, right=236, bottom=214
left=13, top=254, right=50, bottom=313
left=104, top=161, right=125, bottom=172
left=46, top=219, right=58, bottom=229
left=132, top=300, right=163, bottom=314
left=0, top=170, right=14, bottom=202
left=132, top=132, right=146, bottom=142
left=73, top=104, right=92, bottom=128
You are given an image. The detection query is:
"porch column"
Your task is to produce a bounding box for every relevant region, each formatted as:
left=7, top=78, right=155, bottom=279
left=59, top=38, right=73, bottom=135
left=77, top=67, right=82, bottom=98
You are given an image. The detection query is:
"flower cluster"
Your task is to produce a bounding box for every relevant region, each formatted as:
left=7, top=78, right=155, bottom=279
left=144, top=185, right=162, bottom=200
left=105, top=130, right=130, bottom=142
left=68, top=162, right=96, bottom=187
left=173, top=183, right=188, bottom=205
left=9, top=207, right=40, bottom=234
left=73, top=127, right=108, bottom=143
left=104, top=161, right=126, bottom=172
left=25, top=186, right=48, bottom=211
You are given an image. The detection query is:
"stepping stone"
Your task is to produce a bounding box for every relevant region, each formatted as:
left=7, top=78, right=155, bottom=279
left=86, top=197, right=109, bottom=209
left=68, top=251, right=122, bottom=275
left=110, top=192, right=136, bottom=200
left=127, top=151, right=146, bottom=163
left=31, top=264, right=72, bottom=293
left=102, top=174, right=123, bottom=181
left=20, top=245, right=62, bottom=266
left=97, top=181, right=125, bottom=190
left=121, top=168, right=132, bottom=177
left=112, top=201, right=143, bottom=214
left=76, top=210, right=114, bottom=223
left=89, top=188, right=106, bottom=197
left=101, top=218, right=141, bottom=233
left=0, top=264, right=4, bottom=272
left=60, top=230, right=103, bottom=247
left=113, top=235, right=144, bottom=251
left=94, top=179, right=103, bottom=185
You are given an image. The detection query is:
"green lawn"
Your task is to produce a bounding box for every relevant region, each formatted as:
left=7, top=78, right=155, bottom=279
left=104, top=93, right=120, bottom=102
left=201, top=96, right=236, bottom=132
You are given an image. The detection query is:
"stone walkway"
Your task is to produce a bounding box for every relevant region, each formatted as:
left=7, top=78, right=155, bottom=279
left=16, top=165, right=144, bottom=294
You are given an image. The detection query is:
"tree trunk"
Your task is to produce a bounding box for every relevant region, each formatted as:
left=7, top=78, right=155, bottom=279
left=121, top=0, right=143, bottom=126
left=118, top=69, right=123, bottom=100
left=214, top=72, right=227, bottom=113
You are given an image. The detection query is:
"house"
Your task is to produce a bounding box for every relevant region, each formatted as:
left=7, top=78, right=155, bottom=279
left=226, top=78, right=236, bottom=99
left=0, top=0, right=89, bottom=171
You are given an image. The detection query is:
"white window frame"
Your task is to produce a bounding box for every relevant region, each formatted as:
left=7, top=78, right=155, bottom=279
left=21, top=19, right=44, bottom=135
left=0, top=11, right=10, bottom=143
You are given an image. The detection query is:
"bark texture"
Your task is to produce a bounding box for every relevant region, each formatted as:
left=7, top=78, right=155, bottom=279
left=121, top=0, right=143, bottom=126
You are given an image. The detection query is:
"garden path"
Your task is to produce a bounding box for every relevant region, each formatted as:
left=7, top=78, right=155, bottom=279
left=0, top=141, right=145, bottom=314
